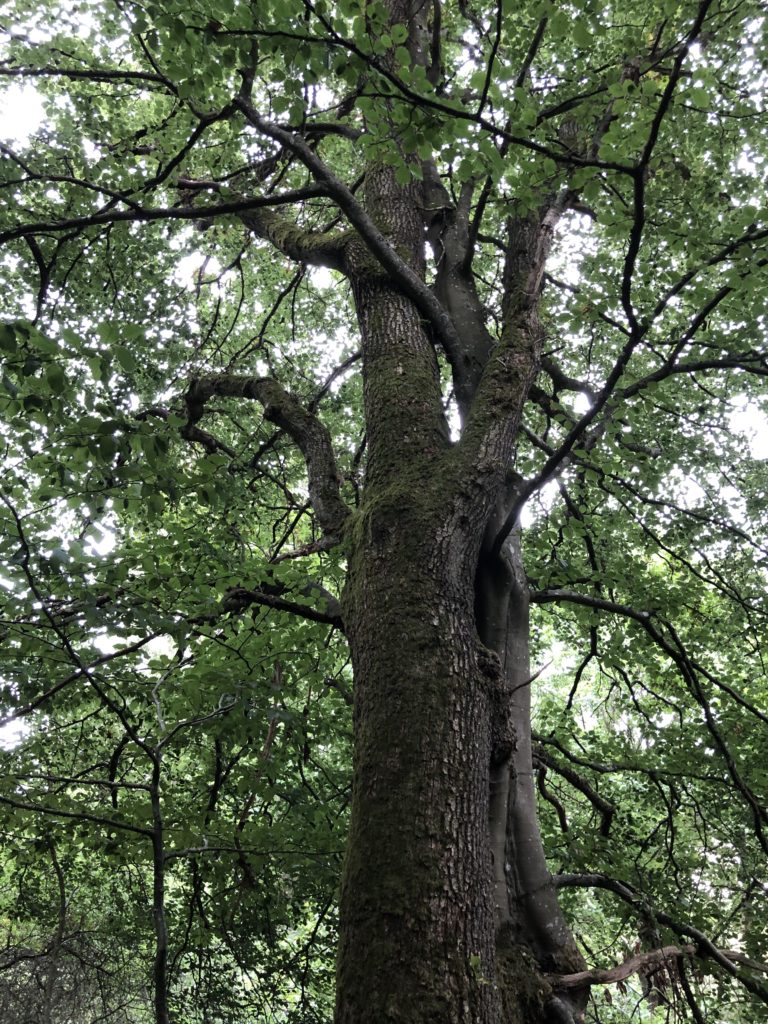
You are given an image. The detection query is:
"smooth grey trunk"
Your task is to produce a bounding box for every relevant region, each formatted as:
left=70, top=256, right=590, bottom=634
left=477, top=497, right=588, bottom=1023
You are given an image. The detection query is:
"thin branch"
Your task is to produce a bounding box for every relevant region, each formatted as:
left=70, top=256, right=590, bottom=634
left=299, top=0, right=634, bottom=173
left=0, top=791, right=153, bottom=837
left=476, top=0, right=503, bottom=118
left=535, top=746, right=614, bottom=835
left=0, top=64, right=173, bottom=87
left=193, top=585, right=343, bottom=630
left=621, top=0, right=715, bottom=332
left=0, top=188, right=331, bottom=247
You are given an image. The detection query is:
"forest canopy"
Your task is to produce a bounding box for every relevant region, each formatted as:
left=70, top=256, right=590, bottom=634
left=0, top=1, right=767, bottom=1022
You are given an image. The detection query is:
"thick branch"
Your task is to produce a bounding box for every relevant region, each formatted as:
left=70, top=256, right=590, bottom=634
left=235, top=98, right=463, bottom=354
left=424, top=176, right=496, bottom=419
left=185, top=375, right=349, bottom=538
left=459, top=195, right=569, bottom=476
left=238, top=205, right=348, bottom=269
left=554, top=943, right=768, bottom=990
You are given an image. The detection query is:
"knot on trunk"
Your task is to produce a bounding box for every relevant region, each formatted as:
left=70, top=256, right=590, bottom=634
left=477, top=644, right=516, bottom=765
left=496, top=939, right=586, bottom=1024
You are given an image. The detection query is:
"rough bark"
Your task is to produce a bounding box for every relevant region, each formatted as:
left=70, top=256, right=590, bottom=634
left=334, top=171, right=586, bottom=1021
left=338, top=499, right=500, bottom=1023
left=315, top=3, right=587, bottom=1019
left=336, top=156, right=504, bottom=1022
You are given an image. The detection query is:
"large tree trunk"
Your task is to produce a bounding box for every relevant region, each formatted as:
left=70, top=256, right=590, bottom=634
left=333, top=5, right=587, bottom=1015
left=336, top=481, right=587, bottom=1022
left=338, top=497, right=500, bottom=1023
left=334, top=264, right=587, bottom=1023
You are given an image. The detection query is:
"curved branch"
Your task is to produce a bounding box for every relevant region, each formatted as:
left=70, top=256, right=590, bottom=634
left=555, top=873, right=768, bottom=1004
left=552, top=944, right=695, bottom=990
left=185, top=375, right=350, bottom=538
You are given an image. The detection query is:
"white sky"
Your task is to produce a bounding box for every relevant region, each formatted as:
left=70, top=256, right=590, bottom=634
left=0, top=83, right=45, bottom=140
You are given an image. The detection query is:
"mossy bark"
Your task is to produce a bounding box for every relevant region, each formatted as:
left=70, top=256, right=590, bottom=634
left=336, top=478, right=587, bottom=1023
left=332, top=7, right=586, bottom=1018
left=337, top=495, right=500, bottom=1023
left=334, top=262, right=585, bottom=1021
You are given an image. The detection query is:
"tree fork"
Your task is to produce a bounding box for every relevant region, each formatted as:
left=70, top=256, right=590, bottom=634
left=333, top=2, right=589, bottom=1019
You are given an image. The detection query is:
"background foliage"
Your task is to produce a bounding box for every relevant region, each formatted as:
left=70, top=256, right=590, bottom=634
left=0, top=0, right=767, bottom=1020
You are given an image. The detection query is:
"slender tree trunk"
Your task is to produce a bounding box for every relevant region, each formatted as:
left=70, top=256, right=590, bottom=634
left=477, top=504, right=588, bottom=1023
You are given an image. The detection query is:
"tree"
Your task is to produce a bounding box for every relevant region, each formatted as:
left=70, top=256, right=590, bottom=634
left=0, top=0, right=767, bottom=1022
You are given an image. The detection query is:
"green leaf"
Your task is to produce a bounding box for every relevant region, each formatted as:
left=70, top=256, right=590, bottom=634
left=115, top=346, right=138, bottom=373
left=394, top=45, right=410, bottom=68
left=573, top=19, right=592, bottom=47
left=0, top=324, right=17, bottom=353
left=45, top=363, right=67, bottom=394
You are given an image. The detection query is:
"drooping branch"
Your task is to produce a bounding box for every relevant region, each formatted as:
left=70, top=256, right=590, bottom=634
left=532, top=588, right=768, bottom=852
left=185, top=375, right=350, bottom=539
